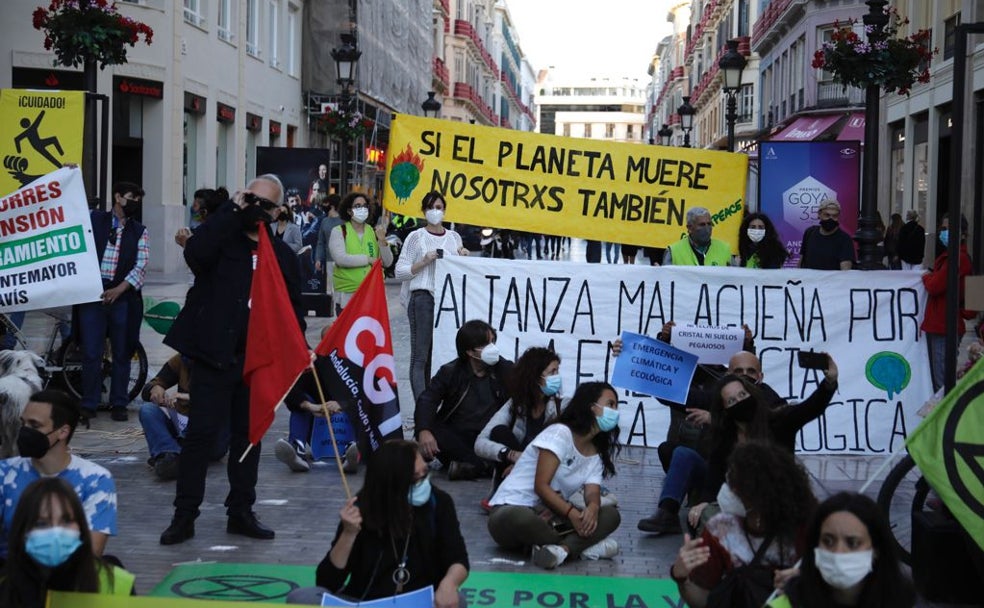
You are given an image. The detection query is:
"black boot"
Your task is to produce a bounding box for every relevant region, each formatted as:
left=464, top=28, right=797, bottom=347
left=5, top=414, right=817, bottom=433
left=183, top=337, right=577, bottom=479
left=637, top=508, right=683, bottom=535
left=160, top=515, right=196, bottom=545
left=227, top=511, right=275, bottom=539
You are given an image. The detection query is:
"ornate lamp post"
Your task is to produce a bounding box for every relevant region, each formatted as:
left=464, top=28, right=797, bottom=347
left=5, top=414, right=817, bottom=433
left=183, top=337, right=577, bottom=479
left=658, top=123, right=673, bottom=146
left=421, top=91, right=442, bottom=117
left=677, top=97, right=695, bottom=148
left=719, top=39, right=748, bottom=152
left=856, top=0, right=889, bottom=270
left=331, top=34, right=361, bottom=195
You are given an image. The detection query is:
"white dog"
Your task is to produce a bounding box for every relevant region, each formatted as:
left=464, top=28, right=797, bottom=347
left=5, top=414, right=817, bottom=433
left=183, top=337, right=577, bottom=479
left=0, top=350, right=45, bottom=458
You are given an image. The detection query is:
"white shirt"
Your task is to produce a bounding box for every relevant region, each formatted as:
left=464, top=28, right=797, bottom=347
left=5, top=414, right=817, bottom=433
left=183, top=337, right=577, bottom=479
left=488, top=423, right=603, bottom=508
left=394, top=227, right=464, bottom=306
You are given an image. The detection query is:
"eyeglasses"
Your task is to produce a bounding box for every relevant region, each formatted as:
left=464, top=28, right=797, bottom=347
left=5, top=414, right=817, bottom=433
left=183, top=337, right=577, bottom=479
left=351, top=203, right=369, bottom=209
left=243, top=192, right=278, bottom=211
left=123, top=195, right=142, bottom=204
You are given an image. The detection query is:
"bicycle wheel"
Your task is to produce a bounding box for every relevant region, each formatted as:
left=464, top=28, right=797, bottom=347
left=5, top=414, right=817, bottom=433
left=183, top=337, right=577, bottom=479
left=57, top=340, right=149, bottom=405
left=876, top=454, right=931, bottom=565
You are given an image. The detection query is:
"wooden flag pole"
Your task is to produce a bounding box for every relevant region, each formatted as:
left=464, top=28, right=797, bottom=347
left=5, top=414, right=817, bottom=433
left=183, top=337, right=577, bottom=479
left=310, top=360, right=353, bottom=499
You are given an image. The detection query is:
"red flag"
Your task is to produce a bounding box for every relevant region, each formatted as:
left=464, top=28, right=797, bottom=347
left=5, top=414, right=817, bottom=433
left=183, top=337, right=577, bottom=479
left=315, top=260, right=401, bottom=451
left=243, top=227, right=310, bottom=446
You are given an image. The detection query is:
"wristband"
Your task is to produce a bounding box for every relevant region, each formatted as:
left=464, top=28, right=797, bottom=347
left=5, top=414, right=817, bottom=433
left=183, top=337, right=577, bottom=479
left=564, top=504, right=574, bottom=519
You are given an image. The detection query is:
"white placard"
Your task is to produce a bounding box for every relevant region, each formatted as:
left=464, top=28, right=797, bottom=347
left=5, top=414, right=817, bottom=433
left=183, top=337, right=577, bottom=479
left=671, top=323, right=746, bottom=365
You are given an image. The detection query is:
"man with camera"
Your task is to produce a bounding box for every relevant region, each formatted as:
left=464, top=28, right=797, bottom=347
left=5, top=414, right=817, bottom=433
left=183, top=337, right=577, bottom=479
left=160, top=175, right=306, bottom=545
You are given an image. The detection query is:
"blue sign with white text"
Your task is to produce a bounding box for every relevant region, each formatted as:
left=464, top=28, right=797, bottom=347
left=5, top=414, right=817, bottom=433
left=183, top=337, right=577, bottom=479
left=611, top=331, right=698, bottom=405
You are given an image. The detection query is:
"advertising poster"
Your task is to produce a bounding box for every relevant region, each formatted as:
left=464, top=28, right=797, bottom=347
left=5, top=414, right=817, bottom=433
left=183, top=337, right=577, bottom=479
left=383, top=115, right=749, bottom=250
left=758, top=141, right=861, bottom=267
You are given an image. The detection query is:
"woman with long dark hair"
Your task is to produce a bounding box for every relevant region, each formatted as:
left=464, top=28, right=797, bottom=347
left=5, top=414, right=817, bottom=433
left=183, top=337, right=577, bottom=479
left=738, top=212, right=789, bottom=268
left=295, top=440, right=468, bottom=607
left=0, top=478, right=134, bottom=607
left=486, top=381, right=622, bottom=569
left=768, top=492, right=915, bottom=608
left=672, top=441, right=816, bottom=608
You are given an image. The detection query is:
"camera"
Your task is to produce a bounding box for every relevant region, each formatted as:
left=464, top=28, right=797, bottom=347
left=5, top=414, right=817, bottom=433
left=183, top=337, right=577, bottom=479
left=436, top=248, right=444, bottom=258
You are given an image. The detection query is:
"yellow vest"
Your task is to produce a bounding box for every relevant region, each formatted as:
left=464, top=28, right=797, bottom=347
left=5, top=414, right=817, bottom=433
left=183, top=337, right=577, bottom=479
left=98, top=563, right=135, bottom=595
left=668, top=238, right=731, bottom=266
left=766, top=595, right=793, bottom=608
left=332, top=221, right=380, bottom=293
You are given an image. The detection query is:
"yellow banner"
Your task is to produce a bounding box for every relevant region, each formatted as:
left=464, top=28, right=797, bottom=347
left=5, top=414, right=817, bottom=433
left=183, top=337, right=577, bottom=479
left=0, top=89, right=85, bottom=198
left=382, top=115, right=748, bottom=249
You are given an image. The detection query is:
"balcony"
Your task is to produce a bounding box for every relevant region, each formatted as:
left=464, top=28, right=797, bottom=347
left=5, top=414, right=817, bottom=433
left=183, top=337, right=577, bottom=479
left=453, top=82, right=498, bottom=124
left=453, top=19, right=500, bottom=79
left=817, top=81, right=864, bottom=108
left=751, top=0, right=794, bottom=49
left=499, top=72, right=535, bottom=122
left=436, top=0, right=449, bottom=17
left=432, top=57, right=450, bottom=92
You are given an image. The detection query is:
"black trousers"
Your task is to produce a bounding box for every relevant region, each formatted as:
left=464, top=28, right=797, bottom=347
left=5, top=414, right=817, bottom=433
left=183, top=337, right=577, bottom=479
left=174, top=358, right=259, bottom=518
left=429, top=420, right=482, bottom=467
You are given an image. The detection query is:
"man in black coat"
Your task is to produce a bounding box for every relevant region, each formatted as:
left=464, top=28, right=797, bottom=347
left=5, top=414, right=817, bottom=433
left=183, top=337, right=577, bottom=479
left=897, top=209, right=926, bottom=270
left=160, top=174, right=305, bottom=545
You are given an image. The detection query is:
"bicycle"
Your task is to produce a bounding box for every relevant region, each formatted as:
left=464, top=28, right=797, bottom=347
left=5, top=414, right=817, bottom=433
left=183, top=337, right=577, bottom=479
left=0, top=310, right=148, bottom=404
left=875, top=452, right=930, bottom=566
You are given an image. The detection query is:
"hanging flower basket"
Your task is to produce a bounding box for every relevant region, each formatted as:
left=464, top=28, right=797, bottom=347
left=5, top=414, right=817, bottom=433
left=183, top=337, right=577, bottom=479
left=811, top=8, right=936, bottom=96
left=33, top=0, right=154, bottom=70
left=317, top=107, right=374, bottom=141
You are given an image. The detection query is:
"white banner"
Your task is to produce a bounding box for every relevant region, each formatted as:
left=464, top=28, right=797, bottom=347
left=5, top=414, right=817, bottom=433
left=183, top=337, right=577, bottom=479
left=0, top=167, right=102, bottom=312
left=431, top=257, right=932, bottom=455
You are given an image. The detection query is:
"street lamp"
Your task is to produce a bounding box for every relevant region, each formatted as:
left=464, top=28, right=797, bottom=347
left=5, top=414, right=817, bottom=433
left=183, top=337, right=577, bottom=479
left=658, top=123, right=673, bottom=146
left=421, top=91, right=441, bottom=118
left=719, top=39, right=747, bottom=152
left=677, top=97, right=695, bottom=148
left=331, top=33, right=361, bottom=196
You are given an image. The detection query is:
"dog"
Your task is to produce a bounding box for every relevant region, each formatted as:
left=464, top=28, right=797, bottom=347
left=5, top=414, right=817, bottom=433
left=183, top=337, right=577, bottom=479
left=0, top=350, right=45, bottom=458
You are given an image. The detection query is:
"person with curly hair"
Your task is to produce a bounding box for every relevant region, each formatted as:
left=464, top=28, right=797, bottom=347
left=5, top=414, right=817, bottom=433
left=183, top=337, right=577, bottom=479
left=671, top=441, right=816, bottom=608
left=767, top=492, right=915, bottom=608
left=486, top=382, right=622, bottom=569
left=738, top=212, right=789, bottom=268
left=474, top=347, right=565, bottom=492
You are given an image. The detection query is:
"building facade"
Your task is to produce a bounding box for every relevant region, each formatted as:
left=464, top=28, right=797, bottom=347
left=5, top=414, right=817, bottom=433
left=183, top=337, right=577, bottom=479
left=2, top=0, right=307, bottom=273
left=646, top=2, right=692, bottom=146
left=536, top=72, right=647, bottom=144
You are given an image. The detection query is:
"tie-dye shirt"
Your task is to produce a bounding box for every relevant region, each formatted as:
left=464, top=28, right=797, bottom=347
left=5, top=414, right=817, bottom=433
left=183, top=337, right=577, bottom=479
left=0, top=454, right=117, bottom=557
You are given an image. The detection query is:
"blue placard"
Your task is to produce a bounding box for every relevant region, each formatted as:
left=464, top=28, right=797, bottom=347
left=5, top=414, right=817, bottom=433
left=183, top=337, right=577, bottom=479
left=611, top=331, right=698, bottom=404
left=322, top=586, right=434, bottom=607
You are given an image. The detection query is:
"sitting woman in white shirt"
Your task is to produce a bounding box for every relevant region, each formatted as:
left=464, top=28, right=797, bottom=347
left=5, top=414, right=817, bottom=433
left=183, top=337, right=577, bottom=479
left=486, top=381, right=622, bottom=569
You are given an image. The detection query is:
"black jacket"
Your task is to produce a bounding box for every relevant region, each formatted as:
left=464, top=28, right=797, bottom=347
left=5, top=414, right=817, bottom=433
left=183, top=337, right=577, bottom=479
left=413, top=358, right=513, bottom=433
left=164, top=203, right=305, bottom=370
left=897, top=220, right=926, bottom=264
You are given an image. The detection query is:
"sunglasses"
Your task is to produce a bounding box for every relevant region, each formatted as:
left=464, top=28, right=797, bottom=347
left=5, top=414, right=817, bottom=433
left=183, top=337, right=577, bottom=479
left=242, top=192, right=278, bottom=211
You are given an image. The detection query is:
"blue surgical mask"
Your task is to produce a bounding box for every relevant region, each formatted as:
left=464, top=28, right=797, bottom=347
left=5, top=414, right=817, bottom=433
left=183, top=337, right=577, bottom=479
left=939, top=229, right=949, bottom=248
left=595, top=405, right=619, bottom=432
left=25, top=527, right=82, bottom=568
left=541, top=374, right=562, bottom=397
left=408, top=476, right=432, bottom=507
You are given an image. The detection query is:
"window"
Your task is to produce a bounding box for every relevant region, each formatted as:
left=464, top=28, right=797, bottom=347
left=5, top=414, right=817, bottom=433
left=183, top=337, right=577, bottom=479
left=606, top=123, right=615, bottom=137
left=268, top=1, right=280, bottom=67
left=739, top=84, right=753, bottom=123
left=287, top=6, right=299, bottom=76
left=944, top=12, right=961, bottom=60
left=184, top=0, right=205, bottom=26
left=246, top=0, right=260, bottom=56
left=217, top=0, right=234, bottom=41
left=584, top=123, right=592, bottom=137
left=562, top=123, right=570, bottom=137
left=737, top=0, right=749, bottom=37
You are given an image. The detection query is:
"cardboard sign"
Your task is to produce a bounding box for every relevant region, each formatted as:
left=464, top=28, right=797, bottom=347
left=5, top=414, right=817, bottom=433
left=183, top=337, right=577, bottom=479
left=670, top=323, right=745, bottom=365
left=611, top=331, right=697, bottom=404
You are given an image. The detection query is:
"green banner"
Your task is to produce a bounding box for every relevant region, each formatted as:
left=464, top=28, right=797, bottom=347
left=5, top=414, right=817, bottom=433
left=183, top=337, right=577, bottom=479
left=0, top=224, right=86, bottom=269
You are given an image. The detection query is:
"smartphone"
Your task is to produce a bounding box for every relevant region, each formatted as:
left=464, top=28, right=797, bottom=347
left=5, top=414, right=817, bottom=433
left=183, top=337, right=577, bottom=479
left=797, top=351, right=829, bottom=370
left=435, top=248, right=444, bottom=258
left=550, top=519, right=575, bottom=535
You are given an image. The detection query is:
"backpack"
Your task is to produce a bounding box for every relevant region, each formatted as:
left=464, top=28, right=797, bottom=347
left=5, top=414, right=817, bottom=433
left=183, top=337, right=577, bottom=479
left=705, top=534, right=776, bottom=608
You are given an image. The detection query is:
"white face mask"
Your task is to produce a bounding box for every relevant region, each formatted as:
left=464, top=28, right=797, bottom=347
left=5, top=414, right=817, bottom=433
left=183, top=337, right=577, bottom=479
left=425, top=209, right=445, bottom=226
left=814, top=548, right=873, bottom=590
left=479, top=343, right=500, bottom=366
left=747, top=228, right=766, bottom=243
left=351, top=207, right=370, bottom=224
left=716, top=482, right=747, bottom=517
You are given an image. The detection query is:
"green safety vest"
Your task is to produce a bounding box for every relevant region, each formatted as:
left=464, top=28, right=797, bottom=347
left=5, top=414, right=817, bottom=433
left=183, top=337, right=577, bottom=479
left=766, top=594, right=792, bottom=608
left=98, top=563, right=135, bottom=595
left=332, top=222, right=380, bottom=293
left=668, top=238, right=731, bottom=266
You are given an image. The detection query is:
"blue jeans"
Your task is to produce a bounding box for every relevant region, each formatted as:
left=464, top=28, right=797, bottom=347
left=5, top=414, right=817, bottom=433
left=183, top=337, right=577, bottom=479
left=78, top=298, right=137, bottom=412
left=658, top=446, right=707, bottom=506
left=407, top=290, right=434, bottom=400
left=289, top=409, right=314, bottom=445
left=139, top=402, right=229, bottom=460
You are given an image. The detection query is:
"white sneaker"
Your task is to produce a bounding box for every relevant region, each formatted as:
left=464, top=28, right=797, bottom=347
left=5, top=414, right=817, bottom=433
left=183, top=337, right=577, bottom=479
left=275, top=438, right=310, bottom=472
left=342, top=442, right=360, bottom=474
left=581, top=538, right=619, bottom=560
left=532, top=544, right=568, bottom=569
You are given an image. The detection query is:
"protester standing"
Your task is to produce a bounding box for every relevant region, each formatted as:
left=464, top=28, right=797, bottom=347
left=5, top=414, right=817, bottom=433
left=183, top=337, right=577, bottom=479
left=328, top=193, right=393, bottom=315
left=897, top=210, right=926, bottom=270
left=738, top=213, right=789, bottom=268
left=799, top=200, right=856, bottom=270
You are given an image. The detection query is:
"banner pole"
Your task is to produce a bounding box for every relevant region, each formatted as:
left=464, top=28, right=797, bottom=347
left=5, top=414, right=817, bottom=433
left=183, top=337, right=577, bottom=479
left=310, top=360, right=353, bottom=499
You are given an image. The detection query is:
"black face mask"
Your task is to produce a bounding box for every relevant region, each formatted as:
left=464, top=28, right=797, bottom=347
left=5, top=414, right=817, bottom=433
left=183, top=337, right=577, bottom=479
left=820, top=218, right=839, bottom=232
left=17, top=426, right=56, bottom=459
left=122, top=203, right=141, bottom=219
left=724, top=397, right=757, bottom=423
left=240, top=204, right=272, bottom=232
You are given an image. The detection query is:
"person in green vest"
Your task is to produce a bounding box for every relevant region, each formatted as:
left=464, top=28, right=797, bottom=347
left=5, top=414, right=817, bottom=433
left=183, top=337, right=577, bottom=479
left=663, top=207, right=733, bottom=266
left=328, top=192, right=393, bottom=315
left=0, top=477, right=134, bottom=607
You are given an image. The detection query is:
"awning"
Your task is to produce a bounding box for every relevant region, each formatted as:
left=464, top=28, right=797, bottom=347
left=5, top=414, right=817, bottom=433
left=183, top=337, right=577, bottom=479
left=772, top=115, right=842, bottom=141
left=837, top=112, right=865, bottom=142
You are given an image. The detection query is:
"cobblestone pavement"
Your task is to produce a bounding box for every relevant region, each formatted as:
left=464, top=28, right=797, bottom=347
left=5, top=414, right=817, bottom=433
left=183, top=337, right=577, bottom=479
left=17, top=244, right=969, bottom=605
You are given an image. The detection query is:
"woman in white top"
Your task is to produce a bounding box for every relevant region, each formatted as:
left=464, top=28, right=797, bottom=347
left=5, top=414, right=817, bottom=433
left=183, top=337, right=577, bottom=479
left=394, top=191, right=469, bottom=399
left=328, top=193, right=393, bottom=314
left=486, top=381, right=622, bottom=570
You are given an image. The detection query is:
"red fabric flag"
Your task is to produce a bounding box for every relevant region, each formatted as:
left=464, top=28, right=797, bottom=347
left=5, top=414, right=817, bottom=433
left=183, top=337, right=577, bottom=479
left=315, top=260, right=401, bottom=451
left=243, top=227, right=310, bottom=446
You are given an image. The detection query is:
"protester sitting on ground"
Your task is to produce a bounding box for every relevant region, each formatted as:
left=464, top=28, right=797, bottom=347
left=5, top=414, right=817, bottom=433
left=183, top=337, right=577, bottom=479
left=767, top=492, right=915, bottom=608
left=486, top=381, right=622, bottom=570
left=286, top=440, right=468, bottom=607
left=738, top=213, right=789, bottom=268
left=138, top=354, right=229, bottom=480
left=671, top=441, right=815, bottom=608
left=0, top=390, right=116, bottom=559
left=686, top=361, right=837, bottom=530
left=474, top=347, right=565, bottom=496
left=0, top=478, right=134, bottom=606
left=414, top=320, right=513, bottom=481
